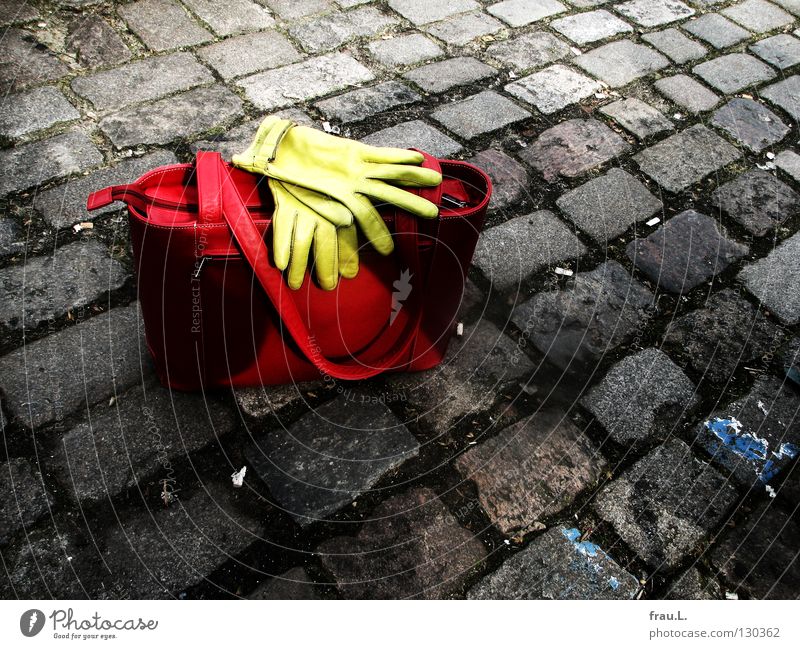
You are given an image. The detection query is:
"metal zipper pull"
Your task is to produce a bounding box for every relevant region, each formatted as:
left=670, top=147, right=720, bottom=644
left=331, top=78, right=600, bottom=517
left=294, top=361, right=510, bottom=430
left=441, top=193, right=468, bottom=209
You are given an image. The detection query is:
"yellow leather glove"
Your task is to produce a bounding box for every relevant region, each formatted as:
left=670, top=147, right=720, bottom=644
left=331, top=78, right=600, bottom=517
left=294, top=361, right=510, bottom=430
left=270, top=179, right=359, bottom=290
left=232, top=116, right=442, bottom=255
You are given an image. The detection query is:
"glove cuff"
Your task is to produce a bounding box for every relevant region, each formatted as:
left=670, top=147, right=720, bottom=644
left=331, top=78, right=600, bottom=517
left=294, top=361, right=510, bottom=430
left=232, top=116, right=295, bottom=172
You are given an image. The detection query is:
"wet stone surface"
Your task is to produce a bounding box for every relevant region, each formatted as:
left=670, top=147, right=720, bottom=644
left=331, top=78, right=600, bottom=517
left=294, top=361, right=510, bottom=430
left=455, top=410, right=606, bottom=535
left=468, top=525, right=640, bottom=599
left=593, top=438, right=738, bottom=569
left=582, top=348, right=698, bottom=444
left=511, top=261, right=655, bottom=371
left=317, top=487, right=487, bottom=599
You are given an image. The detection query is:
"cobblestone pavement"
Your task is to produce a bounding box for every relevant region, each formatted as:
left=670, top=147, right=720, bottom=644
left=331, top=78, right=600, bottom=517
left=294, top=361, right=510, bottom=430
left=1, top=0, right=799, bottom=600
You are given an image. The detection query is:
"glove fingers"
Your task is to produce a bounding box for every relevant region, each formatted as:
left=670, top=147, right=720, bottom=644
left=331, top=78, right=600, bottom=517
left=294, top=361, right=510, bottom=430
left=287, top=214, right=315, bottom=290
left=344, top=194, right=394, bottom=256
left=362, top=146, right=425, bottom=165
left=367, top=164, right=443, bottom=188
left=337, top=225, right=359, bottom=279
left=269, top=182, right=295, bottom=271
left=280, top=181, right=353, bottom=227
left=362, top=180, right=440, bottom=219
left=312, top=219, right=339, bottom=291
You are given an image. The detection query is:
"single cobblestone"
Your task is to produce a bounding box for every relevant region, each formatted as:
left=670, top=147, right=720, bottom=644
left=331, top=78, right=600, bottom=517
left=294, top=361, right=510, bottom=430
left=664, top=568, right=722, bottom=599
left=662, top=289, right=780, bottom=384
left=65, top=15, right=132, bottom=68
left=488, top=0, right=567, bottom=27
left=100, top=84, right=243, bottom=148
left=520, top=119, right=630, bottom=182
left=762, top=76, right=800, bottom=122
left=386, top=320, right=535, bottom=434
left=472, top=211, right=587, bottom=290
left=739, top=231, right=800, bottom=324
left=182, top=0, right=274, bottom=36
left=237, top=52, right=374, bottom=110
left=0, top=131, right=103, bottom=197
left=506, top=65, right=603, bottom=115
left=682, top=14, right=751, bottom=49
left=249, top=567, right=319, bottom=600
left=750, top=34, right=800, bottom=69
left=361, top=119, right=462, bottom=157
left=430, top=90, right=530, bottom=139
left=615, top=0, right=695, bottom=27
left=52, top=380, right=236, bottom=503
left=582, top=348, right=698, bottom=444
left=425, top=11, right=504, bottom=45
left=774, top=0, right=800, bottom=14
left=693, top=54, right=777, bottom=95
left=387, top=0, right=478, bottom=25
left=118, top=0, right=213, bottom=51
left=456, top=410, right=606, bottom=534
left=710, top=99, right=789, bottom=154
left=403, top=56, right=495, bottom=94
left=642, top=28, right=708, bottom=63
left=467, top=148, right=530, bottom=213
left=551, top=9, right=632, bottom=44
left=262, top=0, right=331, bottom=19
left=721, top=0, right=793, bottom=32
left=654, top=74, right=719, bottom=113
left=776, top=150, right=800, bottom=182
left=556, top=167, right=662, bottom=242
left=485, top=31, right=573, bottom=72
left=317, top=487, right=487, bottom=598
left=575, top=39, right=669, bottom=87
left=599, top=98, right=673, bottom=139
left=247, top=395, right=419, bottom=526
left=627, top=209, right=748, bottom=294
left=316, top=81, right=420, bottom=123
left=511, top=261, right=655, bottom=371
left=0, top=219, right=22, bottom=257
left=0, top=304, right=145, bottom=430
left=0, top=87, right=79, bottom=142
left=0, top=1, right=40, bottom=25
left=468, top=525, right=639, bottom=599
left=197, top=31, right=301, bottom=80
left=290, top=6, right=397, bottom=53
left=71, top=52, right=214, bottom=112
left=0, top=28, right=69, bottom=93
left=633, top=124, right=741, bottom=193
left=712, top=170, right=798, bottom=236
left=103, top=482, right=264, bottom=598
left=712, top=502, right=800, bottom=599
left=34, top=150, right=176, bottom=229
left=367, top=33, right=443, bottom=67
left=697, top=375, right=800, bottom=488
left=0, top=458, right=53, bottom=545
left=593, top=437, right=738, bottom=569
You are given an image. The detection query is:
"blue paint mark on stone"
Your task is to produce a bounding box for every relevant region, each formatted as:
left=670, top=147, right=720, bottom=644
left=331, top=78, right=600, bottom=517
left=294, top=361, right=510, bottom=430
left=608, top=576, right=620, bottom=590
left=760, top=442, right=799, bottom=483
left=562, top=527, right=601, bottom=558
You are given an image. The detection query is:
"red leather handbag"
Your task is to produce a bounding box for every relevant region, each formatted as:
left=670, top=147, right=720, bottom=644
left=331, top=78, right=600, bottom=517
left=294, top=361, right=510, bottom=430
left=86, top=150, right=491, bottom=390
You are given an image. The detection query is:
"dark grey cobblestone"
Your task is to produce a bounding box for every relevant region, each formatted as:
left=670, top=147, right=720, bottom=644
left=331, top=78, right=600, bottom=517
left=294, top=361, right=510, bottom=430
left=247, top=394, right=419, bottom=526
left=614, top=0, right=695, bottom=27
left=697, top=375, right=800, bottom=489
left=776, top=149, right=800, bottom=182
left=511, top=261, right=655, bottom=371
left=361, top=119, right=462, bottom=157
left=506, top=65, right=603, bottom=115
left=0, top=131, right=103, bottom=197
left=455, top=409, right=606, bottom=535
left=403, top=56, right=496, bottom=93
left=367, top=33, right=443, bottom=67
left=316, top=81, right=420, bottom=124
left=593, top=437, right=738, bottom=569
left=634, top=124, right=741, bottom=192
left=556, top=167, right=662, bottom=242
left=710, top=99, right=789, bottom=154
left=430, top=90, right=531, bottom=139
left=693, top=54, right=777, bottom=95
left=750, top=34, right=800, bottom=69
left=599, top=97, right=673, bottom=139
left=574, top=39, right=669, bottom=87
left=263, top=0, right=331, bottom=20
left=52, top=380, right=236, bottom=503
left=0, top=86, right=80, bottom=142
left=182, top=0, right=275, bottom=36
left=0, top=28, right=69, bottom=93
left=0, top=304, right=146, bottom=430
left=0, top=219, right=23, bottom=257
left=468, top=525, right=639, bottom=599
left=642, top=28, right=708, bottom=63
left=65, top=15, right=132, bottom=69
left=289, top=6, right=398, bottom=53
left=467, top=148, right=530, bottom=213
left=485, top=31, right=573, bottom=72
left=0, top=458, right=53, bottom=545
left=721, top=0, right=794, bottom=32
left=0, top=0, right=40, bottom=25
left=233, top=381, right=322, bottom=420
left=582, top=348, right=697, bottom=444
left=682, top=14, right=751, bottom=49
left=424, top=11, right=504, bottom=46
left=34, top=150, right=178, bottom=229
left=654, top=74, right=719, bottom=113
left=318, top=487, right=487, bottom=598
left=712, top=170, right=799, bottom=237
left=388, top=0, right=479, bottom=25
left=99, top=84, right=243, bottom=148
left=473, top=211, right=586, bottom=290
left=762, top=75, right=800, bottom=122
left=118, top=0, right=213, bottom=51
left=739, top=231, right=800, bottom=324
left=626, top=209, right=748, bottom=293
left=664, top=568, right=722, bottom=599
left=197, top=30, right=301, bottom=80
left=249, top=567, right=319, bottom=600
left=0, top=240, right=128, bottom=330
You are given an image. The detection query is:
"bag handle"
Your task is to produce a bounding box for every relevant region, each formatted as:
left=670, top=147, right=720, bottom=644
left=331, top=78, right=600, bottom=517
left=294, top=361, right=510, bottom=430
left=195, top=151, right=432, bottom=381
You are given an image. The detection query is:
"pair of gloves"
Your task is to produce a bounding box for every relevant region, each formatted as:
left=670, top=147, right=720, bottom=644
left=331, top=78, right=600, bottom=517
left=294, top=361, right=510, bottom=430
left=231, top=116, right=443, bottom=290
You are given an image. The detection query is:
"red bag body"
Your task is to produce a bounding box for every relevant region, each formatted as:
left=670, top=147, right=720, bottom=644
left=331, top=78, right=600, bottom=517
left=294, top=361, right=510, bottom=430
left=87, top=151, right=491, bottom=390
